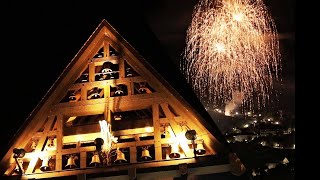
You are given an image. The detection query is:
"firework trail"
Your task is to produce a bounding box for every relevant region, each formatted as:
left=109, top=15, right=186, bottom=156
left=181, top=0, right=281, bottom=111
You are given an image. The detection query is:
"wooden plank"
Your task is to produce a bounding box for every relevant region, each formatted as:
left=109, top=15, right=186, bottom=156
left=117, top=140, right=153, bottom=149
left=114, top=127, right=154, bottom=136
left=23, top=154, right=226, bottom=179
left=63, top=133, right=100, bottom=144
left=109, top=94, right=165, bottom=112
left=54, top=103, right=106, bottom=117
left=159, top=116, right=185, bottom=124
left=55, top=97, right=107, bottom=108
left=33, top=130, right=57, bottom=138
left=93, top=59, right=119, bottom=66
left=152, top=104, right=162, bottom=160
left=63, top=127, right=155, bottom=144
left=53, top=93, right=164, bottom=116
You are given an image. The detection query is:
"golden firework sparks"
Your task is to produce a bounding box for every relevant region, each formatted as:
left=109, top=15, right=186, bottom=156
left=181, top=0, right=281, bottom=111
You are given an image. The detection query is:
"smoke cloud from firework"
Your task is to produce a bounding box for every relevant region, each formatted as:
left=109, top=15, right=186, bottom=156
left=181, top=0, right=281, bottom=111
left=225, top=90, right=244, bottom=116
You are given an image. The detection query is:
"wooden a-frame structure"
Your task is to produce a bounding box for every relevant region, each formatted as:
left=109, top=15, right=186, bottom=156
left=0, top=19, right=244, bottom=179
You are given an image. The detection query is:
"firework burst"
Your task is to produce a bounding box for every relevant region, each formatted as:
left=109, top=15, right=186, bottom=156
left=181, top=0, right=281, bottom=111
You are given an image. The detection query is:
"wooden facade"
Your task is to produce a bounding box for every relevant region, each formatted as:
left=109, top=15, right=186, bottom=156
left=0, top=19, right=242, bottom=179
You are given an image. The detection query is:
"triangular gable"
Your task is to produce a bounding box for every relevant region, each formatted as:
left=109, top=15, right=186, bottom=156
left=0, top=19, right=232, bottom=178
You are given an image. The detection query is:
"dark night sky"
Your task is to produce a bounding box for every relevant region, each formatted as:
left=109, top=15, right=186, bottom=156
left=1, top=0, right=295, bottom=158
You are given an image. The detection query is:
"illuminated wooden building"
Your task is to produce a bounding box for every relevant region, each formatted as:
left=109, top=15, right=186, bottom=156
left=0, top=19, right=246, bottom=179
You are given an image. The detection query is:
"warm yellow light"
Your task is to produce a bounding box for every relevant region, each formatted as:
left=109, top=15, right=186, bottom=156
left=144, top=126, right=154, bottom=133
left=66, top=116, right=77, bottom=123
left=167, top=125, right=192, bottom=158
left=171, top=143, right=180, bottom=153
left=169, top=143, right=181, bottom=159
left=99, top=120, right=118, bottom=153
left=24, top=151, right=42, bottom=160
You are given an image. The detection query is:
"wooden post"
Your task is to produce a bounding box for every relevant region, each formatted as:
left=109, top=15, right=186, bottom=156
left=103, top=41, right=108, bottom=58
left=89, top=62, right=95, bottom=82
left=119, top=56, right=125, bottom=79
left=152, top=104, right=162, bottom=160
left=105, top=42, right=110, bottom=57
left=104, top=84, right=110, bottom=98
left=81, top=84, right=87, bottom=101
left=55, top=114, right=63, bottom=171
left=80, top=152, right=87, bottom=169
left=129, top=146, right=137, bottom=163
